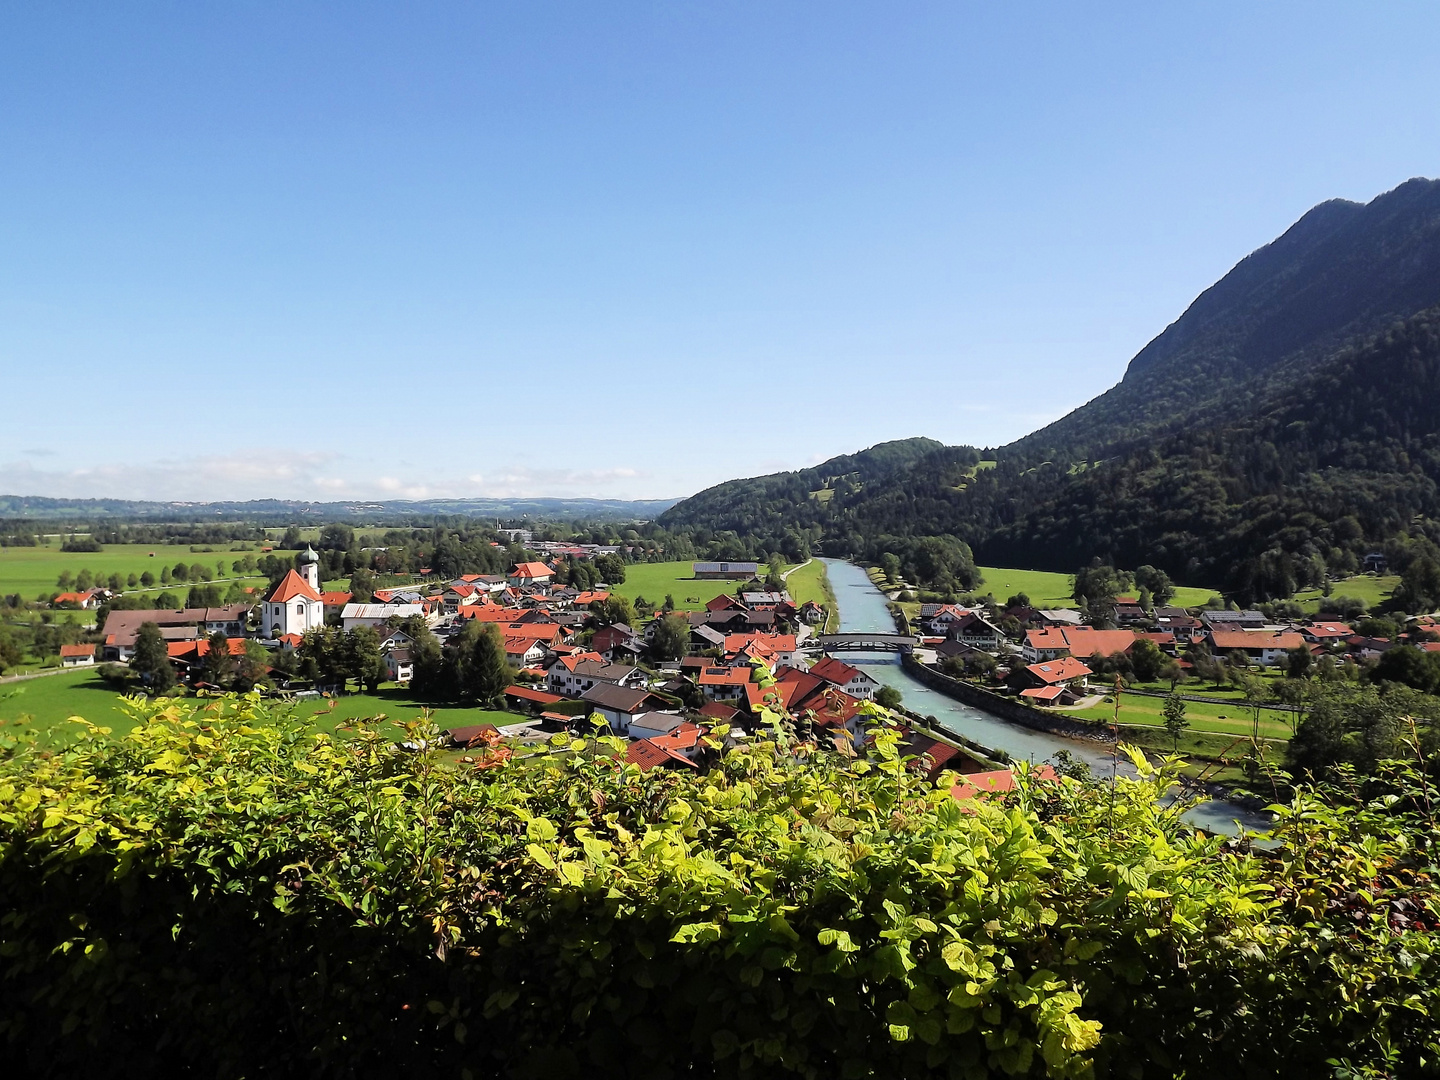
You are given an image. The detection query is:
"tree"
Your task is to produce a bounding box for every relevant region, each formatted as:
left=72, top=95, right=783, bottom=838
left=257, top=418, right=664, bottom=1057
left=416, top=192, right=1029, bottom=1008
left=1158, top=660, right=1183, bottom=690
left=880, top=552, right=901, bottom=584
left=649, top=614, right=690, bottom=662
left=160, top=566, right=171, bottom=584
left=126, top=573, right=139, bottom=588
left=234, top=640, right=271, bottom=691
left=451, top=621, right=512, bottom=705
left=873, top=685, right=902, bottom=710
left=75, top=569, right=94, bottom=591
left=349, top=567, right=376, bottom=604
left=1370, top=644, right=1440, bottom=693
left=172, top=562, right=189, bottom=583
left=593, top=553, right=627, bottom=584
left=1072, top=559, right=1134, bottom=611
left=1285, top=645, right=1312, bottom=680
left=0, top=632, right=22, bottom=675
left=154, top=591, right=180, bottom=610
left=140, top=571, right=156, bottom=588
left=590, top=596, right=636, bottom=628
left=1128, top=638, right=1165, bottom=683
left=198, top=631, right=235, bottom=687
left=345, top=626, right=386, bottom=692
left=56, top=571, right=74, bottom=591
left=1161, top=692, right=1189, bottom=750
left=1135, top=565, right=1175, bottom=606
left=186, top=585, right=223, bottom=608
left=131, top=622, right=175, bottom=693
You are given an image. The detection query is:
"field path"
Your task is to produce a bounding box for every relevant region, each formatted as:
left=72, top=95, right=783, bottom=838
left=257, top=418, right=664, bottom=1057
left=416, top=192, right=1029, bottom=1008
left=0, top=666, right=88, bottom=685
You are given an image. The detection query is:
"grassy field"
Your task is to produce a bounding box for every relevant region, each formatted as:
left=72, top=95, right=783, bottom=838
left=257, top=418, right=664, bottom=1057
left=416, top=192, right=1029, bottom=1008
left=975, top=566, right=1221, bottom=609
left=1292, top=574, right=1399, bottom=612
left=610, top=560, right=783, bottom=611
left=1063, top=692, right=1296, bottom=741
left=784, top=559, right=837, bottom=631
left=0, top=669, right=526, bottom=747
left=0, top=542, right=272, bottom=601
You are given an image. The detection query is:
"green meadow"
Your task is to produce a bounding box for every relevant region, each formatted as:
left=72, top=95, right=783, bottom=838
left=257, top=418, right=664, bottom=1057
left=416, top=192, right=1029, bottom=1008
left=0, top=542, right=272, bottom=601
left=1291, top=574, right=1399, bottom=612
left=609, top=560, right=783, bottom=612
left=975, top=566, right=1221, bottom=609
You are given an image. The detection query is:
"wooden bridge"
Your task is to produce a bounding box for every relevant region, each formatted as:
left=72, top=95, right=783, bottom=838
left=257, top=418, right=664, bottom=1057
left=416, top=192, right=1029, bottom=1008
left=816, top=633, right=919, bottom=653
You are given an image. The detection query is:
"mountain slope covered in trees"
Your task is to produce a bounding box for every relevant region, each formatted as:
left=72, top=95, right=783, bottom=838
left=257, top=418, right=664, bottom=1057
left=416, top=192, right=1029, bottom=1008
left=662, top=178, right=1440, bottom=602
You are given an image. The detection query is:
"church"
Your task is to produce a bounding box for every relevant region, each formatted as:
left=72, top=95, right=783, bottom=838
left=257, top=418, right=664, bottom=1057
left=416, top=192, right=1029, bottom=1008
left=262, top=546, right=325, bottom=638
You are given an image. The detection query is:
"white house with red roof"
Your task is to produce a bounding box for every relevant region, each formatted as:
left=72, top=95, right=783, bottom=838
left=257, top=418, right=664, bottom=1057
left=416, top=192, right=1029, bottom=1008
left=508, top=561, right=555, bottom=588
left=808, top=655, right=880, bottom=701
left=261, top=547, right=324, bottom=638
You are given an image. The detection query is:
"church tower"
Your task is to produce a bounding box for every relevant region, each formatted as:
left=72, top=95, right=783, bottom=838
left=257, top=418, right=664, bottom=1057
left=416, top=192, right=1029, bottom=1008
left=298, top=545, right=321, bottom=592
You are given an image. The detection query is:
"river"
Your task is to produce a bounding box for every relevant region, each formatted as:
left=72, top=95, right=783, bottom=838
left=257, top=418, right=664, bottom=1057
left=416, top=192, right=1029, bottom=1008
left=820, top=558, right=1272, bottom=835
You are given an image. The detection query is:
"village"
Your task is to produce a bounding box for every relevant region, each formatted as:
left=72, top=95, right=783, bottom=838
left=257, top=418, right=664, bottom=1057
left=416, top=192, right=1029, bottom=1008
left=35, top=540, right=1430, bottom=795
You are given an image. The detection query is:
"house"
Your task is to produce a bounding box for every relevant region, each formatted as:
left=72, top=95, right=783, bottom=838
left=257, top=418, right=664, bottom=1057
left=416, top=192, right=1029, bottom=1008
left=1302, top=622, right=1353, bottom=645
left=798, top=600, right=827, bottom=625
left=951, top=766, right=1058, bottom=802
left=383, top=648, right=413, bottom=683
left=740, top=591, right=787, bottom=609
left=319, top=591, right=353, bottom=622
left=1016, top=656, right=1092, bottom=705
left=579, top=683, right=675, bottom=733
left=1364, top=552, right=1389, bottom=574
left=502, top=637, right=549, bottom=668
left=52, top=590, right=105, bottom=610
left=59, top=643, right=96, bottom=667
left=693, top=562, right=759, bottom=580
left=920, top=605, right=972, bottom=636
left=547, top=657, right=643, bottom=697
left=949, top=611, right=1006, bottom=650
left=808, top=655, right=880, bottom=701
left=1201, top=610, right=1266, bottom=631
left=697, top=665, right=754, bottom=701
left=626, top=712, right=694, bottom=742
left=504, top=684, right=564, bottom=711
left=790, top=684, right=867, bottom=743
left=592, top=623, right=642, bottom=661
left=262, top=549, right=325, bottom=638
left=1346, top=635, right=1395, bottom=660
left=1036, top=609, right=1083, bottom=628
left=508, top=562, right=555, bottom=588
left=1111, top=597, right=1149, bottom=625
left=723, top=633, right=800, bottom=667
left=1206, top=630, right=1307, bottom=666
left=625, top=737, right=697, bottom=772
left=1022, top=628, right=1070, bottom=663
left=697, top=701, right=741, bottom=724
left=341, top=603, right=428, bottom=632
left=100, top=605, right=251, bottom=661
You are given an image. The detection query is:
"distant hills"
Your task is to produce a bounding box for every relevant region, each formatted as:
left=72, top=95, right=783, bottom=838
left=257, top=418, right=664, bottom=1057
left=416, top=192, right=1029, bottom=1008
left=0, top=495, right=679, bottom=523
left=662, top=178, right=1440, bottom=602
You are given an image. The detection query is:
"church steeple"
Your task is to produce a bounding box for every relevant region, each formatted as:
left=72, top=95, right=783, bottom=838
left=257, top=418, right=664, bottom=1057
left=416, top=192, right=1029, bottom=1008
left=298, top=545, right=321, bottom=592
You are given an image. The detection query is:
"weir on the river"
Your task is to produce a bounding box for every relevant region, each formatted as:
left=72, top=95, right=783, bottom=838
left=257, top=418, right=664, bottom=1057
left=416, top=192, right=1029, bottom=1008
left=818, top=558, right=1271, bottom=835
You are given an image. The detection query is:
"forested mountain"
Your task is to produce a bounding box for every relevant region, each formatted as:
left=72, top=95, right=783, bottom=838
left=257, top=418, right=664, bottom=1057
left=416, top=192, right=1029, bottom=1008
left=662, top=178, right=1440, bottom=602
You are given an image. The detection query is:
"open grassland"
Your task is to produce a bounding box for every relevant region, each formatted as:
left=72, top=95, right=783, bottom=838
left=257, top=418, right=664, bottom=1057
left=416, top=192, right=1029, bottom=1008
left=610, top=560, right=782, bottom=611
left=0, top=668, right=525, bottom=748
left=976, top=566, right=1221, bottom=609
left=0, top=543, right=271, bottom=600
left=1292, top=574, right=1399, bottom=612
left=784, top=559, right=837, bottom=631
left=1064, top=692, right=1296, bottom=741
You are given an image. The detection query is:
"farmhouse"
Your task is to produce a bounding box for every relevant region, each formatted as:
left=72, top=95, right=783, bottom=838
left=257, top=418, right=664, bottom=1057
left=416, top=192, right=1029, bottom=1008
left=59, top=643, right=96, bottom=667
left=808, top=655, right=880, bottom=701
left=1206, top=630, right=1307, bottom=666
left=693, top=561, right=759, bottom=580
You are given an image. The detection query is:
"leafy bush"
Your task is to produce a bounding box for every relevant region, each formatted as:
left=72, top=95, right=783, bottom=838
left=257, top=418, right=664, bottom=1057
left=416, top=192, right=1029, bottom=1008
left=0, top=696, right=1436, bottom=1078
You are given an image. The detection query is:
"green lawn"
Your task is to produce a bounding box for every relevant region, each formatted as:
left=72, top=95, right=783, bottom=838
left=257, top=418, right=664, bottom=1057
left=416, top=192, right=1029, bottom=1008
left=975, top=566, right=1220, bottom=609
left=610, top=560, right=786, bottom=612
left=1292, top=574, right=1398, bottom=613
left=0, top=542, right=273, bottom=601
left=1064, top=692, right=1296, bottom=741
left=0, top=668, right=530, bottom=747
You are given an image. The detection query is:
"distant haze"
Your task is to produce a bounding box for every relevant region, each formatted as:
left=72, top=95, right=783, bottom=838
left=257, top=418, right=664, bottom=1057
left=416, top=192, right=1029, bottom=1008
left=1, top=4, right=1438, bottom=500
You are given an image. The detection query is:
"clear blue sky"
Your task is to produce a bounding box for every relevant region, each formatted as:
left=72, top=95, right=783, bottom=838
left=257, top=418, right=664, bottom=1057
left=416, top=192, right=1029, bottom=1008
left=2, top=2, right=1438, bottom=502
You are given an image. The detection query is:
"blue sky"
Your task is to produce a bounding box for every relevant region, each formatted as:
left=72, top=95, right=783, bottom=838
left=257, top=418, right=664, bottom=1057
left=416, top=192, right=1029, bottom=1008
left=2, top=2, right=1438, bottom=502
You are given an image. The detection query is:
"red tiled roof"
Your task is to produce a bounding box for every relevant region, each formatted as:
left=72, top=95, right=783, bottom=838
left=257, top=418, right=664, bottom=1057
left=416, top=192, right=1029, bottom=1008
left=951, top=766, right=1058, bottom=801
left=1025, top=657, right=1092, bottom=684
left=510, top=561, right=553, bottom=579
left=809, top=655, right=861, bottom=685
left=1209, top=630, right=1306, bottom=651
left=1025, top=627, right=1068, bottom=651
left=1058, top=628, right=1137, bottom=659
left=793, top=685, right=864, bottom=728
left=698, top=666, right=753, bottom=686
left=698, top=701, right=740, bottom=721
left=59, top=644, right=94, bottom=657
left=319, top=591, right=352, bottom=605
left=265, top=570, right=321, bottom=604
left=505, top=684, right=563, bottom=705
left=625, top=738, right=696, bottom=771
left=1020, top=686, right=1065, bottom=701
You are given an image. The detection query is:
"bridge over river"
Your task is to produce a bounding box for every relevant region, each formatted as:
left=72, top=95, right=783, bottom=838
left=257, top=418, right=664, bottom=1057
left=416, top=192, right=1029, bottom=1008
left=816, top=632, right=919, bottom=652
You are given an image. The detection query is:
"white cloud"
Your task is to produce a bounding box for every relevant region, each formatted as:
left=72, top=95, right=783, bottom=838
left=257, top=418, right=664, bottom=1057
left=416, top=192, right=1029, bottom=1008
left=0, top=454, right=663, bottom=502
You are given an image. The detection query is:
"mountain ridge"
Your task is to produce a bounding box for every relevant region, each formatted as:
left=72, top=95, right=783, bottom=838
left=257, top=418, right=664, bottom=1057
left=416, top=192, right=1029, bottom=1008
left=662, top=177, right=1440, bottom=603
